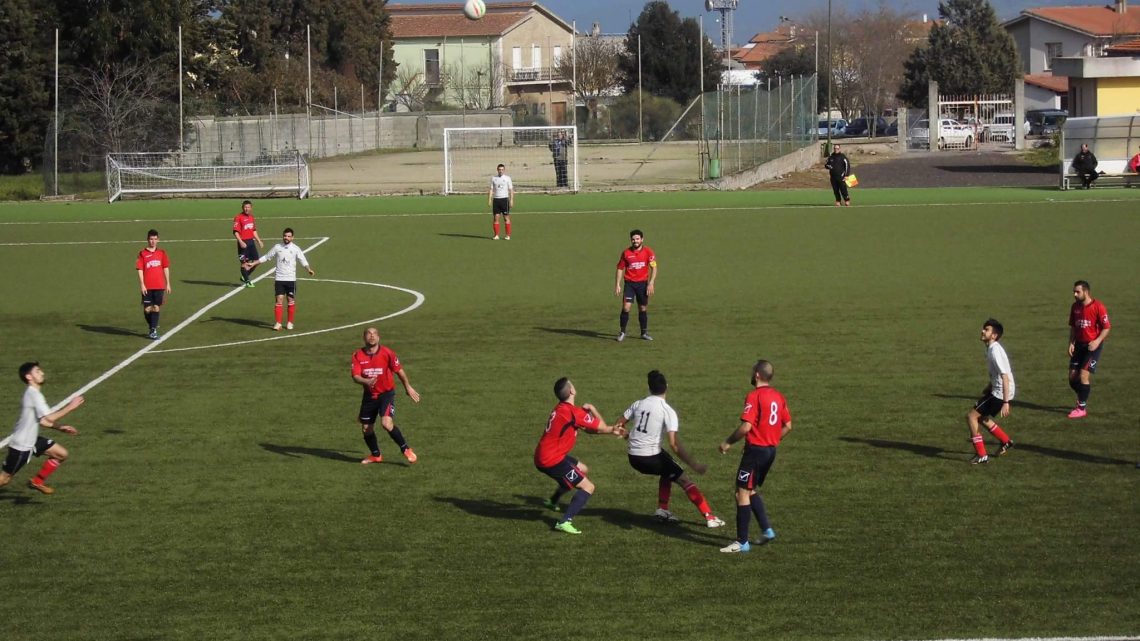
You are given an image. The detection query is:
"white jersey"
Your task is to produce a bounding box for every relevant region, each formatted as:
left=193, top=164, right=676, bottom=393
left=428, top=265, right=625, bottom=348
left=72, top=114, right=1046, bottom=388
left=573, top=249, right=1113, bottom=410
left=986, top=341, right=1015, bottom=401
left=8, top=386, right=50, bottom=452
left=261, top=242, right=309, bottom=282
left=623, top=395, right=679, bottom=457
left=490, top=175, right=513, bottom=199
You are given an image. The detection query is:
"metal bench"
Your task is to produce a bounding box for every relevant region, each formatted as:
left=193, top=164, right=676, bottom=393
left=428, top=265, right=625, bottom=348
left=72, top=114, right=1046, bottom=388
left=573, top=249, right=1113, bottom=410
left=1060, top=158, right=1140, bottom=190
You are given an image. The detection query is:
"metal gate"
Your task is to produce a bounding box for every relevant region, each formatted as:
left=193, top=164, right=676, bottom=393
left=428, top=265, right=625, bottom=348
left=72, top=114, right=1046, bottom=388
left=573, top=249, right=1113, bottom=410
left=937, top=94, right=1015, bottom=150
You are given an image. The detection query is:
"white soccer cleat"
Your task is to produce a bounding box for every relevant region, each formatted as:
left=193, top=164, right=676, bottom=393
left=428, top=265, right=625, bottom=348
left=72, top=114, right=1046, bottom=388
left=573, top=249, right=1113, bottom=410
left=653, top=508, right=680, bottom=523
left=286, top=322, right=294, bottom=330
left=272, top=323, right=282, bottom=331
left=705, top=515, right=726, bottom=528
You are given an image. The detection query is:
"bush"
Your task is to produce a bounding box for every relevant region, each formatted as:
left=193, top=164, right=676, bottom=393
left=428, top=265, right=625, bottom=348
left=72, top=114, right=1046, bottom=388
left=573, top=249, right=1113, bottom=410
left=608, top=91, right=683, bottom=141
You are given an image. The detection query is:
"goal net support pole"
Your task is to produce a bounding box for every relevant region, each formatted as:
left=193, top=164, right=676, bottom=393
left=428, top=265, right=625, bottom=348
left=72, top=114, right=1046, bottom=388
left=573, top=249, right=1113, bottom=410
left=105, top=150, right=311, bottom=202
left=442, top=126, right=578, bottom=194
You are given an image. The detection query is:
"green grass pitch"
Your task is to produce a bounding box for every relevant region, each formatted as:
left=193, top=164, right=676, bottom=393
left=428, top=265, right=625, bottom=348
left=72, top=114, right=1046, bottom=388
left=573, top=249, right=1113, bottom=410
left=0, top=188, right=1137, bottom=641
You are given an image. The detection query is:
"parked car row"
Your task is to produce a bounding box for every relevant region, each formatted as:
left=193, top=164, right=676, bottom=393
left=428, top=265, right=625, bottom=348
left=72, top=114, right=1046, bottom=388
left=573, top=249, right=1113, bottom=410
left=816, top=116, right=896, bottom=139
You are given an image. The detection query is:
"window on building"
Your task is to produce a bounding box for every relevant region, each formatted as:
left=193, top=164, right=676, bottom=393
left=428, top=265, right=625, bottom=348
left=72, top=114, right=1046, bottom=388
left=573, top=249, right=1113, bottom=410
left=553, top=45, right=562, bottom=66
left=425, top=49, right=440, bottom=85
left=1045, top=42, right=1062, bottom=70
left=512, top=46, right=522, bottom=69
left=532, top=45, right=542, bottom=69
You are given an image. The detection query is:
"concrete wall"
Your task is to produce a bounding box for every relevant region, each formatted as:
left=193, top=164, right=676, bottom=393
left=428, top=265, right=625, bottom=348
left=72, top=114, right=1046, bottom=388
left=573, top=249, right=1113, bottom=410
left=708, top=145, right=818, bottom=190
left=1097, top=76, right=1140, bottom=115
left=187, top=111, right=514, bottom=161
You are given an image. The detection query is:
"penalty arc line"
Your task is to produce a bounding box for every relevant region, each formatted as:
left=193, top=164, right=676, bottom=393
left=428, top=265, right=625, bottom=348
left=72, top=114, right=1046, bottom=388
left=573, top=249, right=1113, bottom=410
left=0, top=236, right=329, bottom=452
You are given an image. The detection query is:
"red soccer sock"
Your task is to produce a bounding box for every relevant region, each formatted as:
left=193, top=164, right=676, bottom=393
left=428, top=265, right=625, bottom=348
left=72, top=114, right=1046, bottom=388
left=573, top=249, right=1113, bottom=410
left=682, top=481, right=712, bottom=515
left=287, top=301, right=295, bottom=323
left=986, top=423, right=1010, bottom=444
left=971, top=435, right=987, bottom=457
left=274, top=303, right=283, bottom=323
left=505, top=221, right=512, bottom=236
left=493, top=222, right=500, bottom=236
left=33, top=458, right=61, bottom=484
left=657, top=477, right=671, bottom=510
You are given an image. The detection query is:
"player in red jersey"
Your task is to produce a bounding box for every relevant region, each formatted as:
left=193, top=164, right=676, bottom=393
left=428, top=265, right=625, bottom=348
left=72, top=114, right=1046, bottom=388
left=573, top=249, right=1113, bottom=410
left=614, top=229, right=657, bottom=342
left=233, top=200, right=264, bottom=287
left=1067, top=280, right=1111, bottom=419
left=135, top=229, right=171, bottom=340
left=352, top=327, right=421, bottom=464
left=718, top=360, right=793, bottom=553
left=534, top=377, right=626, bottom=534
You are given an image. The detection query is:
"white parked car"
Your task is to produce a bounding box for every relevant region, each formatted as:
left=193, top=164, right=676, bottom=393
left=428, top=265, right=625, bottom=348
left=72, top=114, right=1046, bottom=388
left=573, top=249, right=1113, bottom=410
left=908, top=118, right=975, bottom=149
left=987, top=113, right=1016, bottom=142
left=817, top=119, right=848, bottom=137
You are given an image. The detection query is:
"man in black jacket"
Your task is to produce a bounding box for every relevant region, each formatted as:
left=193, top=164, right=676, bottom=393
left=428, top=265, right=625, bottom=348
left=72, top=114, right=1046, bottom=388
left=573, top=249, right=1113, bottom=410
left=824, top=144, right=851, bottom=206
left=1072, top=143, right=1098, bottom=189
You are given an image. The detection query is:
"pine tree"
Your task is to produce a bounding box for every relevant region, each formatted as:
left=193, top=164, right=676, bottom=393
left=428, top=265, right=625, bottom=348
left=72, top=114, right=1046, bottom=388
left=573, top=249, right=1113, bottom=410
left=0, top=0, right=53, bottom=173
left=897, top=0, right=1020, bottom=106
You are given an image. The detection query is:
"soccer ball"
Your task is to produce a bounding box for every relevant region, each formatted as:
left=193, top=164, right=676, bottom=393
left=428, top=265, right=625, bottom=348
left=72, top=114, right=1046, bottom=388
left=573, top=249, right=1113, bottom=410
left=463, top=0, right=486, bottom=20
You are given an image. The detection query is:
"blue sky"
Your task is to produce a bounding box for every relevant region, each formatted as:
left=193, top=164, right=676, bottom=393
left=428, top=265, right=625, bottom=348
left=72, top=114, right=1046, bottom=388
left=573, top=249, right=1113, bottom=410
left=455, top=0, right=1108, bottom=39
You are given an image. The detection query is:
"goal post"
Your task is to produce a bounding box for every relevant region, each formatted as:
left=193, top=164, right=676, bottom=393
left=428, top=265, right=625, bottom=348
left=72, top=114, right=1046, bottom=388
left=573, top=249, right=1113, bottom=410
left=105, top=151, right=310, bottom=202
left=443, top=126, right=578, bottom=194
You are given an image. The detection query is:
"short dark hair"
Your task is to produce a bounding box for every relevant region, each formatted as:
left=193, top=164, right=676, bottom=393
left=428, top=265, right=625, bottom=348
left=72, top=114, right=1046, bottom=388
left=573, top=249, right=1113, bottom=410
left=242, top=200, right=252, bottom=206
left=984, top=318, right=1004, bottom=338
left=630, top=229, right=643, bottom=238
left=554, top=377, right=573, bottom=401
left=283, top=227, right=295, bottom=235
left=147, top=229, right=159, bottom=238
left=18, top=361, right=38, bottom=383
left=752, top=360, right=774, bottom=383
left=497, top=163, right=505, bottom=169
left=1074, top=280, right=1090, bottom=292
left=647, top=370, right=667, bottom=395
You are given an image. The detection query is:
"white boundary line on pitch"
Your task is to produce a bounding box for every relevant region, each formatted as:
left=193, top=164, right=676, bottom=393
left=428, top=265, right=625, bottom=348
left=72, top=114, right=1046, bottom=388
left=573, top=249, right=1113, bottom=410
left=4, top=196, right=1140, bottom=226
left=150, top=278, right=425, bottom=353
left=0, top=237, right=323, bottom=247
left=45, top=236, right=328, bottom=412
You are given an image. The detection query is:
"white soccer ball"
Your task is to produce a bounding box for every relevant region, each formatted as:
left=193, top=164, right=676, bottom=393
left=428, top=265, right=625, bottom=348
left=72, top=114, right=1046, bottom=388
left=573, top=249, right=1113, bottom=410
left=463, top=0, right=486, bottom=20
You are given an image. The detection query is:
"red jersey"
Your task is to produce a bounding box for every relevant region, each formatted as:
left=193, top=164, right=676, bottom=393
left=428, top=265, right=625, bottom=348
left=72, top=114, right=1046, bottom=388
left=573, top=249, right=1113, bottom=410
left=233, top=213, right=257, bottom=241
left=534, top=402, right=599, bottom=467
left=1069, top=299, right=1111, bottom=344
left=617, top=246, right=656, bottom=283
left=135, top=248, right=170, bottom=290
left=740, top=386, right=791, bottom=447
left=351, top=345, right=403, bottom=398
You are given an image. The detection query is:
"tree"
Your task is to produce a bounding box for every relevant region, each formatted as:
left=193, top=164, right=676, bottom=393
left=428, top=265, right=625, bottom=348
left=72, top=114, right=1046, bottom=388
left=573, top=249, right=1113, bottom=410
left=64, top=60, right=180, bottom=155
left=553, top=36, right=622, bottom=120
left=897, top=0, right=1020, bottom=106
left=0, top=0, right=53, bottom=173
left=849, top=5, right=917, bottom=121
left=618, top=1, right=720, bottom=105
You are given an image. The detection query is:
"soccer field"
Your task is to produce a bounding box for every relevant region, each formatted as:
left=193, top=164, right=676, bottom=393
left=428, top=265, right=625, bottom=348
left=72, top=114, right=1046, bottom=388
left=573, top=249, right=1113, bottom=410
left=0, top=189, right=1137, bottom=641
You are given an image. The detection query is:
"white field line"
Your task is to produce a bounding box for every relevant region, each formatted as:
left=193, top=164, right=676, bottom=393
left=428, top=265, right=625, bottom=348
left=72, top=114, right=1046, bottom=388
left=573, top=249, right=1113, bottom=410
left=0, top=237, right=329, bottom=453
left=150, top=278, right=425, bottom=353
left=0, top=237, right=322, bottom=247
left=2, top=196, right=1140, bottom=227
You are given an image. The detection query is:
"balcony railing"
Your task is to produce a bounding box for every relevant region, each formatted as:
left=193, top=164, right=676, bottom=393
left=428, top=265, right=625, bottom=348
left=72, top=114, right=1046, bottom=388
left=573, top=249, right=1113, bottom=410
left=509, top=66, right=565, bottom=83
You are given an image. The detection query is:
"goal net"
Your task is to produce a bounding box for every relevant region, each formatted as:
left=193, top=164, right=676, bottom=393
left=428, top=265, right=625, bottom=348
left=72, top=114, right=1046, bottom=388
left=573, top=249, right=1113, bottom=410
left=443, top=126, right=578, bottom=194
left=106, top=151, right=310, bottom=202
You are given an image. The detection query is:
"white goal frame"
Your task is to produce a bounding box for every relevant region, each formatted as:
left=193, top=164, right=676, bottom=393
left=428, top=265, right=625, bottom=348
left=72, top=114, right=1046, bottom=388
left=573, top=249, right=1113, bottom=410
left=106, top=151, right=310, bottom=202
left=443, top=126, right=578, bottom=194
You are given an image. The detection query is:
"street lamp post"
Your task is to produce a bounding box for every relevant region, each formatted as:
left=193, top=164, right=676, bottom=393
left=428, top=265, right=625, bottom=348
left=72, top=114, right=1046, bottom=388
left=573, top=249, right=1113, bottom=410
left=826, top=0, right=832, bottom=152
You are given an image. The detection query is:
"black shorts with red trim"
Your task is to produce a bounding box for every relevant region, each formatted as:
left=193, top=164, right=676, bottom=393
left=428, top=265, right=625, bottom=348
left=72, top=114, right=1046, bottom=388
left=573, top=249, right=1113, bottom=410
left=628, top=451, right=684, bottom=481
left=536, top=455, right=585, bottom=489
left=973, top=394, right=1006, bottom=419
left=358, top=390, right=396, bottom=424
left=735, top=444, right=777, bottom=491
left=1069, top=342, right=1103, bottom=374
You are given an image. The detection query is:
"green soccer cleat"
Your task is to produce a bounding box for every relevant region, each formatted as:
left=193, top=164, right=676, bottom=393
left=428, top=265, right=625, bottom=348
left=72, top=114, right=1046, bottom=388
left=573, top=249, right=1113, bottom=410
left=542, top=498, right=561, bottom=512
left=553, top=520, right=582, bottom=535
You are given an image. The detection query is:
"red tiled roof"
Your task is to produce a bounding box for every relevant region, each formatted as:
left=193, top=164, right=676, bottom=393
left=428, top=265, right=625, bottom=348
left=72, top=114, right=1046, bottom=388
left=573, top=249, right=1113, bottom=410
left=389, top=3, right=529, bottom=38
left=1025, top=73, right=1069, bottom=93
left=733, top=24, right=800, bottom=68
left=1106, top=36, right=1140, bottom=53
left=1020, top=6, right=1140, bottom=37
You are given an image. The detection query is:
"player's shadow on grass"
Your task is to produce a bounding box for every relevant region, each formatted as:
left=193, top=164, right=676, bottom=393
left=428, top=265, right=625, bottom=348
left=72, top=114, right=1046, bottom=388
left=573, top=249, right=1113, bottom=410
left=0, top=492, right=37, bottom=506
left=1011, top=443, right=1132, bottom=466
left=77, top=324, right=145, bottom=338
left=207, top=316, right=273, bottom=329
left=931, top=393, right=1070, bottom=415
left=438, top=233, right=491, bottom=240
left=838, top=436, right=958, bottom=461
left=259, top=443, right=360, bottom=464
left=512, top=495, right=728, bottom=546
left=535, top=327, right=613, bottom=340
left=434, top=495, right=545, bottom=522
left=182, top=279, right=240, bottom=288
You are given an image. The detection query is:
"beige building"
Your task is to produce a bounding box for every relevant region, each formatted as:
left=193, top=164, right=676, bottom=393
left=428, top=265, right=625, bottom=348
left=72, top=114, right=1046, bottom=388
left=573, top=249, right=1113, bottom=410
left=389, top=2, right=575, bottom=124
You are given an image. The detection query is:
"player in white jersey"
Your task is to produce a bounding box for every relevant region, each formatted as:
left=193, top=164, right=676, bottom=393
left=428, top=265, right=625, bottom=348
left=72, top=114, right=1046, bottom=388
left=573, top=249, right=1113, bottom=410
left=488, top=163, right=515, bottom=240
left=0, top=362, right=85, bottom=495
left=966, top=318, right=1015, bottom=464
left=245, top=227, right=315, bottom=331
left=614, top=370, right=724, bottom=528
